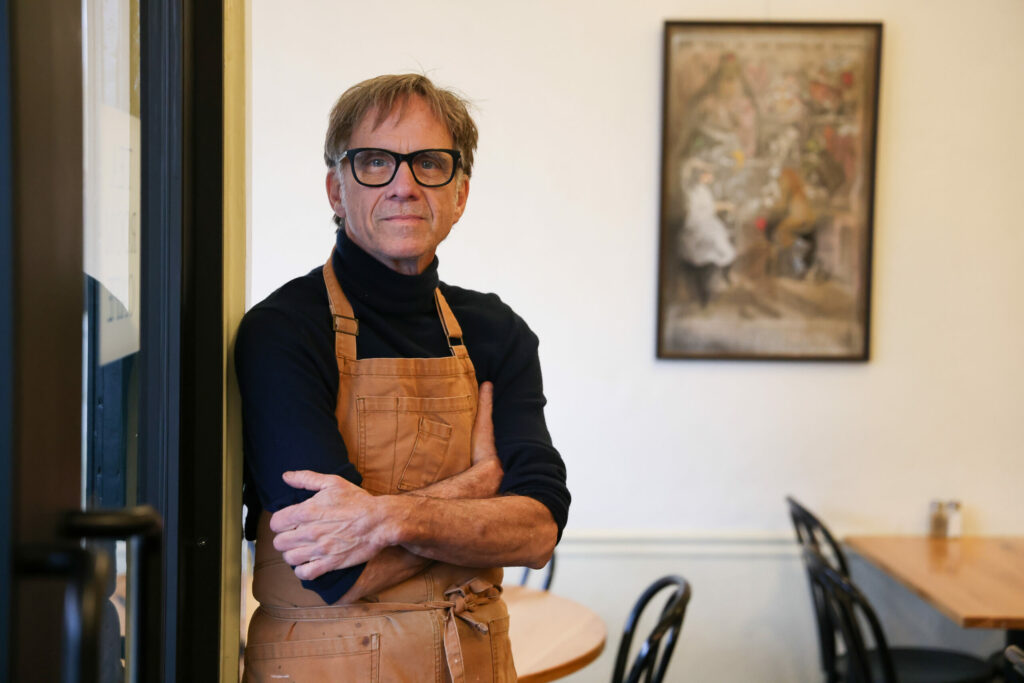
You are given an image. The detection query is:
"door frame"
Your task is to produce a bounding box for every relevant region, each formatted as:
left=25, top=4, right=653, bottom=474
left=140, top=0, right=237, bottom=679
left=175, top=0, right=231, bottom=676
left=138, top=1, right=185, bottom=678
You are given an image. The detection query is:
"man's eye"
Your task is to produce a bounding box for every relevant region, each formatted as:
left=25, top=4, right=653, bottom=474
left=416, top=153, right=447, bottom=171
left=358, top=152, right=393, bottom=169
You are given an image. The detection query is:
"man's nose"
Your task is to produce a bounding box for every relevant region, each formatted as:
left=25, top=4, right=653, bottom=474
left=387, top=159, right=420, bottom=196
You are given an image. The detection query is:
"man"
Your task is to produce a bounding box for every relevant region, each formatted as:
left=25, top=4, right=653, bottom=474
left=236, top=74, right=570, bottom=681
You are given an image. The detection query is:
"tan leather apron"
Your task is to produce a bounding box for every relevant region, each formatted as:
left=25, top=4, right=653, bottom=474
left=243, top=256, right=516, bottom=682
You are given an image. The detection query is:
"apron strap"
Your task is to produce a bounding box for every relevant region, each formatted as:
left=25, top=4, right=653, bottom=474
left=323, top=250, right=470, bottom=361
left=435, top=289, right=469, bottom=359
left=323, top=255, right=358, bottom=360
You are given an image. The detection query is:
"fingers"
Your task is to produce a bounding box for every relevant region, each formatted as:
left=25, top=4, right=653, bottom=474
left=269, top=497, right=322, bottom=533
left=271, top=525, right=316, bottom=552
left=270, top=472, right=345, bottom=532
left=279, top=532, right=375, bottom=581
left=281, top=542, right=318, bottom=567
left=294, top=557, right=333, bottom=581
left=269, top=506, right=303, bottom=534
left=282, top=470, right=339, bottom=492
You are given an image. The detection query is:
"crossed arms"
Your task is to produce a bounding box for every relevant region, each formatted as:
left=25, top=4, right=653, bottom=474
left=268, top=383, right=558, bottom=602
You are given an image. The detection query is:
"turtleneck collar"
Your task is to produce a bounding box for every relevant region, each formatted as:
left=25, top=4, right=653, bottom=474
left=331, top=229, right=440, bottom=314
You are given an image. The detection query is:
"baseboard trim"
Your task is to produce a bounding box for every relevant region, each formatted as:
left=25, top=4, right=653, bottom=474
left=557, top=530, right=799, bottom=559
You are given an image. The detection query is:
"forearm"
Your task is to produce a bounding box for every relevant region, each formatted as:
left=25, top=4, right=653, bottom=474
left=334, top=459, right=503, bottom=600
left=379, top=493, right=557, bottom=569
left=410, top=457, right=502, bottom=500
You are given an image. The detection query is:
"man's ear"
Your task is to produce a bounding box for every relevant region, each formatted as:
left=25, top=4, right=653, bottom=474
left=453, top=174, right=470, bottom=223
left=326, top=168, right=346, bottom=220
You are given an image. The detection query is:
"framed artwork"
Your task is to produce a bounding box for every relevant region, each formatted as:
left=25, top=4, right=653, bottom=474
left=656, top=21, right=882, bottom=360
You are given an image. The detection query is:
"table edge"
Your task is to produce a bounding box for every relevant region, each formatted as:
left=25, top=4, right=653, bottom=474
left=517, top=635, right=606, bottom=683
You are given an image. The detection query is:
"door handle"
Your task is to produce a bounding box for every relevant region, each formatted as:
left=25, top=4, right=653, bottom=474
left=15, top=543, right=112, bottom=683
left=62, top=505, right=163, bottom=683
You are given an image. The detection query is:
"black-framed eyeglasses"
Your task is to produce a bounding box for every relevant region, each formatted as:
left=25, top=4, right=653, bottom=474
left=335, top=148, right=462, bottom=188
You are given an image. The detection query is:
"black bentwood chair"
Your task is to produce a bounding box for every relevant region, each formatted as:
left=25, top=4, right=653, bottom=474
left=611, top=575, right=691, bottom=683
left=786, top=496, right=852, bottom=682
left=805, top=547, right=996, bottom=683
left=1006, top=645, right=1024, bottom=677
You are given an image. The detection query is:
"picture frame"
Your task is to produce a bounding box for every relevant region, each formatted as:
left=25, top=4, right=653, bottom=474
left=656, top=21, right=882, bottom=360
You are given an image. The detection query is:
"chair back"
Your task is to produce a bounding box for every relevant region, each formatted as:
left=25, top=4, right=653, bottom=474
left=786, top=496, right=850, bottom=575
left=611, top=575, right=691, bottom=683
left=805, top=547, right=898, bottom=683
left=518, top=552, right=556, bottom=591
left=1006, top=645, right=1024, bottom=677
left=786, top=496, right=850, bottom=682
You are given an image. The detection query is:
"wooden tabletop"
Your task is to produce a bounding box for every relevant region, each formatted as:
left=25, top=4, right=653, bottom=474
left=845, top=535, right=1024, bottom=629
left=505, top=585, right=607, bottom=682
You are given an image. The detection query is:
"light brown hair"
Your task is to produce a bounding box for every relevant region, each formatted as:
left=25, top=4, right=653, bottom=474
left=324, top=74, right=478, bottom=176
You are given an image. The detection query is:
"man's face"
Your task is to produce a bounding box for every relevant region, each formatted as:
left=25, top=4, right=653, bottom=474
left=326, top=95, right=469, bottom=275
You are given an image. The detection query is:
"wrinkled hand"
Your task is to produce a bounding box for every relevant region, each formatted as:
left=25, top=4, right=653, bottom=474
left=270, top=470, right=388, bottom=580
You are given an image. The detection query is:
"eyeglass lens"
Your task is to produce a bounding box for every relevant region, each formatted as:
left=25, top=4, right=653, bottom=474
left=351, top=149, right=456, bottom=187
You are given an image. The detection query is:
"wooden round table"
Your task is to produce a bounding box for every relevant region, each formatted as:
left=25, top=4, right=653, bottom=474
left=504, top=585, right=607, bottom=682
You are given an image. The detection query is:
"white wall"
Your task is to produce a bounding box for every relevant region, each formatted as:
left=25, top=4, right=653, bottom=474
left=251, top=1, right=1023, bottom=679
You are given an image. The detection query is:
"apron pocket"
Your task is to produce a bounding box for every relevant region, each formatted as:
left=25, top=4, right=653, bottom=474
left=357, top=394, right=473, bottom=494
left=245, top=633, right=380, bottom=682
left=356, top=396, right=400, bottom=494
left=397, top=417, right=452, bottom=491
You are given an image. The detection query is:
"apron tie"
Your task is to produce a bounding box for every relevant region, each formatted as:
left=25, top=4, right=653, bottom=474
left=444, top=577, right=501, bottom=632
left=437, top=578, right=502, bottom=682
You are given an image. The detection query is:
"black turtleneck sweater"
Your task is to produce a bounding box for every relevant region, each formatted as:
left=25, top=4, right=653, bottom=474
left=235, top=230, right=570, bottom=604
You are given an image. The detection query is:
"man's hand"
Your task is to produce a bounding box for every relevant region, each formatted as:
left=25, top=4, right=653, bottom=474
left=269, top=471, right=389, bottom=580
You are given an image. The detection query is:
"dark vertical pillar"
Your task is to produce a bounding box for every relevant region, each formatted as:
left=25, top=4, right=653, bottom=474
left=8, top=0, right=85, bottom=680
left=139, top=0, right=182, bottom=680
left=178, top=0, right=226, bottom=678
left=141, top=0, right=226, bottom=679
left=0, top=0, right=14, bottom=676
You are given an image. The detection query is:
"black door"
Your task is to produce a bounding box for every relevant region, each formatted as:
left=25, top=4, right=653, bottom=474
left=2, top=1, right=230, bottom=680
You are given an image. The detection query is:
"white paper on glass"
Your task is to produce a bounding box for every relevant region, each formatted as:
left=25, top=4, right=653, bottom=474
left=83, top=0, right=141, bottom=365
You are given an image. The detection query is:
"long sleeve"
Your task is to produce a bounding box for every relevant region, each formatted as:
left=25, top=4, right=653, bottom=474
left=236, top=293, right=366, bottom=603
left=441, top=284, right=571, bottom=539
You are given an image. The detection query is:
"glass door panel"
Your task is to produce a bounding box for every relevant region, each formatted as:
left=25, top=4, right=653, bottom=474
left=82, top=0, right=142, bottom=679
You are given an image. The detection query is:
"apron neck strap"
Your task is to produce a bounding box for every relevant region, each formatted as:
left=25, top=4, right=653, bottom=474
left=323, top=255, right=359, bottom=360
left=434, top=289, right=469, bottom=359
left=323, top=252, right=469, bottom=360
